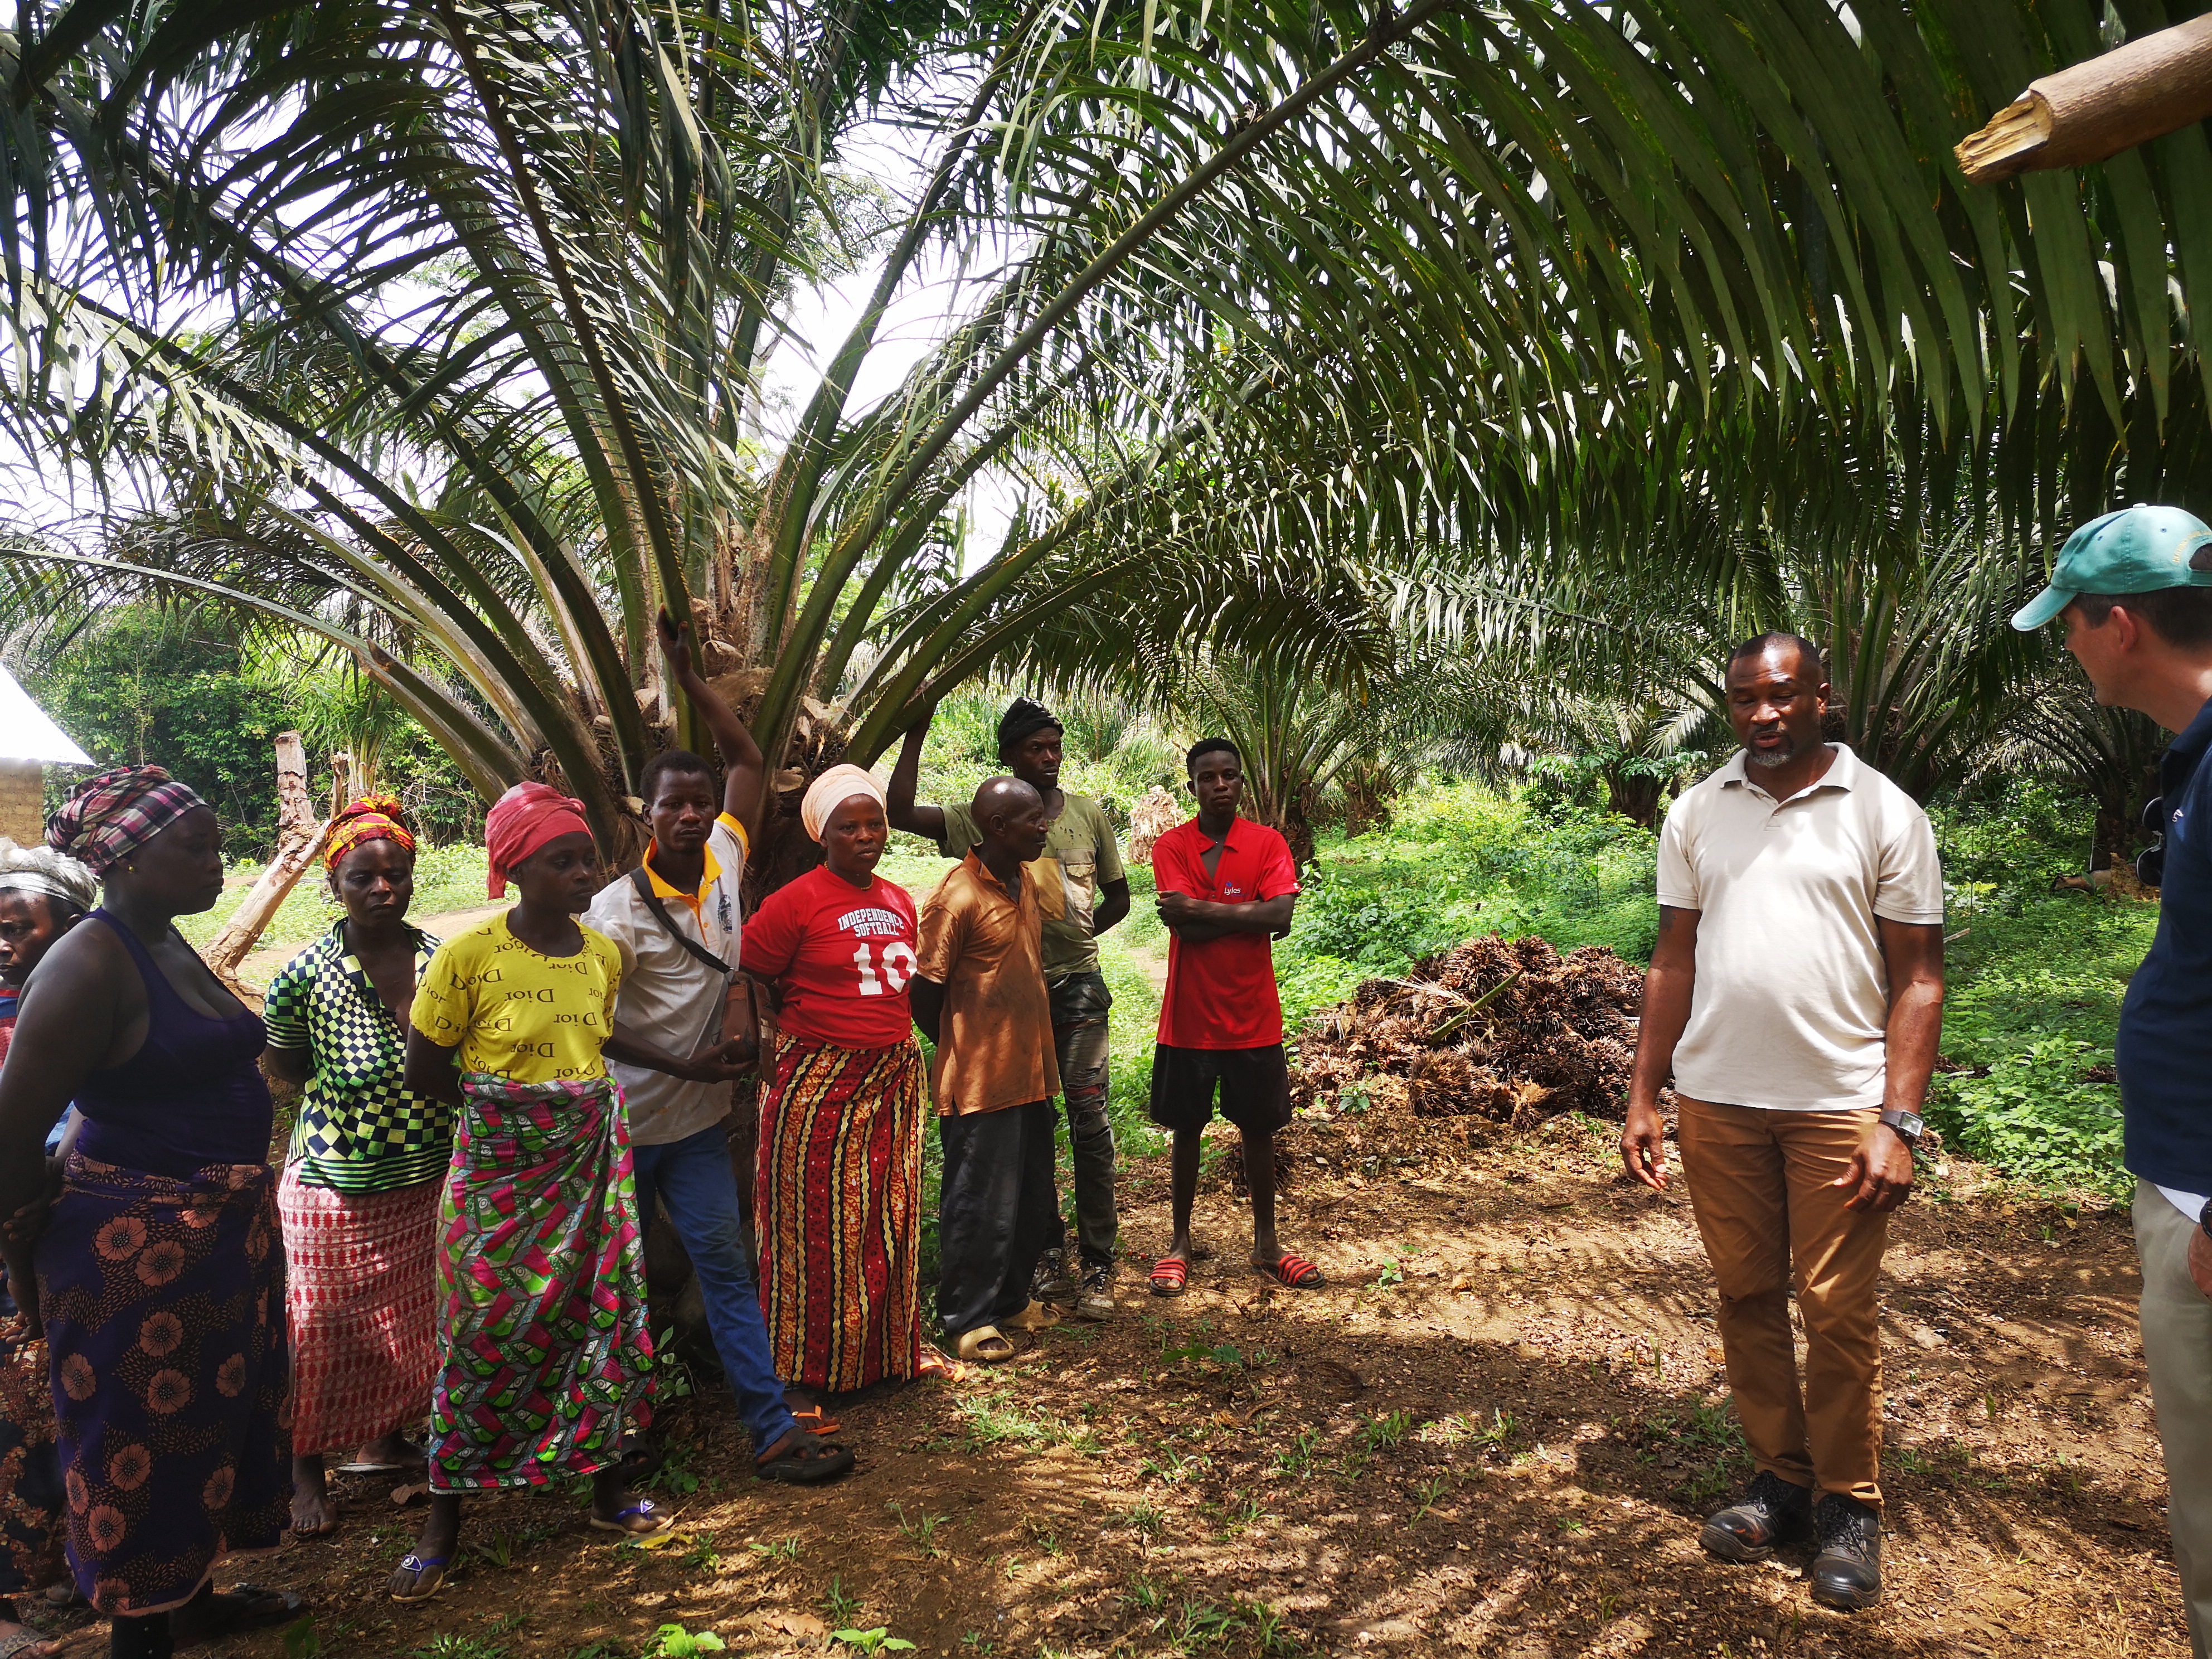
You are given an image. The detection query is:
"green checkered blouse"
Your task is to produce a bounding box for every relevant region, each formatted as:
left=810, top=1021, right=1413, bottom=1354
left=264, top=920, right=455, bottom=1193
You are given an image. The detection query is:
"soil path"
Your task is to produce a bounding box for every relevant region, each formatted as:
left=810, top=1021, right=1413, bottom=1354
left=31, top=1122, right=2177, bottom=1658
left=1120, top=934, right=1170, bottom=996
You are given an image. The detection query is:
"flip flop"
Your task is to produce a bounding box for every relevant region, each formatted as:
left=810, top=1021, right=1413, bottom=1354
left=1002, top=1298, right=1059, bottom=1332
left=790, top=1405, right=841, bottom=1437
left=173, top=1584, right=305, bottom=1639
left=914, top=1347, right=967, bottom=1382
left=589, top=1498, right=676, bottom=1539
left=1149, top=1257, right=1189, bottom=1298
left=388, top=1553, right=449, bottom=1604
left=1254, top=1253, right=1326, bottom=1289
left=0, top=1627, right=60, bottom=1658
left=336, top=1458, right=420, bottom=1476
left=756, top=1439, right=856, bottom=1485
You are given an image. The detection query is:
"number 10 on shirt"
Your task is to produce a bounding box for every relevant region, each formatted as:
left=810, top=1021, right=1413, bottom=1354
left=853, top=940, right=917, bottom=996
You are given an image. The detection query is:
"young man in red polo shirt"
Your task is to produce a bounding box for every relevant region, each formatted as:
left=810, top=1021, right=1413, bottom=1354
left=1146, top=738, right=1325, bottom=1296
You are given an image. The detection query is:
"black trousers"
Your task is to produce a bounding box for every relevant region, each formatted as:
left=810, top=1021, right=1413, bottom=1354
left=937, top=1100, right=1062, bottom=1343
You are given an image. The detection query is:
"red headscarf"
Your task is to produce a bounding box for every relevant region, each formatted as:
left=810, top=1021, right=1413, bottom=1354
left=484, top=781, right=592, bottom=898
left=324, top=794, right=416, bottom=871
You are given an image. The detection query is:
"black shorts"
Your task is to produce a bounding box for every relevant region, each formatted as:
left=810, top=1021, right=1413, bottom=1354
left=1148, top=1044, right=1294, bottom=1135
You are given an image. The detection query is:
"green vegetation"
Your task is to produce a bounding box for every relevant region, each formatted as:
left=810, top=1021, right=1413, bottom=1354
left=1241, top=776, right=2143, bottom=1202
left=174, top=844, right=494, bottom=968
left=1268, top=785, right=1665, bottom=1027
left=648, top=1628, right=727, bottom=1658
left=20, top=604, right=481, bottom=858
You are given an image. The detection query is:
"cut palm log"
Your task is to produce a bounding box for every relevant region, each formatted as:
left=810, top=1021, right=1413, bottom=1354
left=1958, top=14, right=2212, bottom=182
left=205, top=731, right=333, bottom=991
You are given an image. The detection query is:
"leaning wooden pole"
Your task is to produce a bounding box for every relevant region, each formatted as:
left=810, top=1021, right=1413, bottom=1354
left=1957, top=14, right=2212, bottom=182
left=205, top=731, right=332, bottom=989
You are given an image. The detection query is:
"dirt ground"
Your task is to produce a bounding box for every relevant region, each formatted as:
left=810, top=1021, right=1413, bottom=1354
left=24, top=1113, right=2184, bottom=1659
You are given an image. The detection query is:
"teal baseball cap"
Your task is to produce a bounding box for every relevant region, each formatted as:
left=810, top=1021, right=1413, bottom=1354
left=2011, top=505, right=2212, bottom=630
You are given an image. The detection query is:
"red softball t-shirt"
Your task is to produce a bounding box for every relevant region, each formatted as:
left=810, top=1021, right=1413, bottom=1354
left=1152, top=816, right=1302, bottom=1050
left=740, top=866, right=919, bottom=1050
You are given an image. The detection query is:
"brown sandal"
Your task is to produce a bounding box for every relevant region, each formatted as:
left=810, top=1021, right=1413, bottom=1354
left=955, top=1326, right=1016, bottom=1364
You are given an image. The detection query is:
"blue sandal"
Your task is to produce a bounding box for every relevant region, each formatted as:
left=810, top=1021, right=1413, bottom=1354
left=589, top=1498, right=674, bottom=1539
left=387, top=1553, right=449, bottom=1603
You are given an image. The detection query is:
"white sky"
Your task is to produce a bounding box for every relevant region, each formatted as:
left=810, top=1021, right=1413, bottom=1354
left=1, top=117, right=1018, bottom=570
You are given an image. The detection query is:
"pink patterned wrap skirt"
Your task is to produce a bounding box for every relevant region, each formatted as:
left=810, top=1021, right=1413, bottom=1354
left=275, top=1163, right=442, bottom=1456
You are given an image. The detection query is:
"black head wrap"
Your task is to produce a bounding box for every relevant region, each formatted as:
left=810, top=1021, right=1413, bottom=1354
left=997, top=696, right=1061, bottom=755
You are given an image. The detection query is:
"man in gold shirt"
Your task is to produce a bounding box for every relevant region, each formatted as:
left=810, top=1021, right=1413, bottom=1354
left=911, top=777, right=1063, bottom=1365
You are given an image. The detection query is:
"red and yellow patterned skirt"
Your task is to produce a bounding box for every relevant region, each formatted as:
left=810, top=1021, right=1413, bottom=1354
left=754, top=1035, right=925, bottom=1391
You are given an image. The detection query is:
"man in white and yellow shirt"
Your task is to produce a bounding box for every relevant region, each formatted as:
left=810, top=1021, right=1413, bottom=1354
left=586, top=610, right=845, bottom=1474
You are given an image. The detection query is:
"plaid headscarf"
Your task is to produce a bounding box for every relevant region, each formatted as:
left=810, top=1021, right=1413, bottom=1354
left=46, top=764, right=208, bottom=878
left=324, top=794, right=416, bottom=871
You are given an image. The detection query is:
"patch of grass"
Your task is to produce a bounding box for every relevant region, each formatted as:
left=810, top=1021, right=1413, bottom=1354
left=1274, top=1425, right=1325, bottom=1477
left=942, top=1388, right=1103, bottom=1455
left=821, top=1576, right=862, bottom=1625
left=1217, top=1491, right=1270, bottom=1536
left=1672, top=1463, right=1743, bottom=1510
left=887, top=1501, right=949, bottom=1558
left=411, top=1637, right=508, bottom=1659
left=748, top=1534, right=801, bottom=1563
left=1123, top=1576, right=1168, bottom=1612
left=1361, top=1410, right=1412, bottom=1453
left=1140, top=1445, right=1212, bottom=1485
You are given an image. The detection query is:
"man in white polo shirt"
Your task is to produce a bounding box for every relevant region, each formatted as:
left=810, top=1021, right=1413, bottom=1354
left=1621, top=633, right=1946, bottom=1612
left=588, top=609, right=850, bottom=1485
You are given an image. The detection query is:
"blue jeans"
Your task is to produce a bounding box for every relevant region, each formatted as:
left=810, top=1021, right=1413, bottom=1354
left=630, top=1124, right=799, bottom=1454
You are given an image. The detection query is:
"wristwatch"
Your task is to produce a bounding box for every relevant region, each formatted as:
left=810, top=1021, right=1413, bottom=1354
left=1879, top=1108, right=1924, bottom=1149
left=2197, top=1197, right=2212, bottom=1244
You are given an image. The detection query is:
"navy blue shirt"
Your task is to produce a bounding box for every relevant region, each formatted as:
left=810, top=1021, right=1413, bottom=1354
left=2118, top=695, right=2212, bottom=1191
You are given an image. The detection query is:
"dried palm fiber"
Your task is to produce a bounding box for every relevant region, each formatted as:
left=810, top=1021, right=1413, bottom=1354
left=1292, top=934, right=1643, bottom=1124
left=1126, top=787, right=1183, bottom=866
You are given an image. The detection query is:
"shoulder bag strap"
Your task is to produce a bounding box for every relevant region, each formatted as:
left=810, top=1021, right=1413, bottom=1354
left=628, top=866, right=735, bottom=978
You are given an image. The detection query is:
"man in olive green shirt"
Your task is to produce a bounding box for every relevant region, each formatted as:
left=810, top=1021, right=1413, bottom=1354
left=890, top=697, right=1130, bottom=1318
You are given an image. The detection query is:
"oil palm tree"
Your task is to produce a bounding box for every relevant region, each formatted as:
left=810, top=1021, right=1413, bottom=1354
left=0, top=0, right=2204, bottom=872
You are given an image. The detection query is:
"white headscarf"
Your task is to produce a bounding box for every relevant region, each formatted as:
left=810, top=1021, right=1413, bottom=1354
left=799, top=764, right=887, bottom=843
left=0, top=838, right=99, bottom=914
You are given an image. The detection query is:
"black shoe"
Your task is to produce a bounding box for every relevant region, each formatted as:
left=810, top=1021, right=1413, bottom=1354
left=1031, top=1248, right=1075, bottom=1306
left=1809, top=1493, right=1882, bottom=1610
left=1073, top=1259, right=1115, bottom=1322
left=1699, top=1470, right=1813, bottom=1562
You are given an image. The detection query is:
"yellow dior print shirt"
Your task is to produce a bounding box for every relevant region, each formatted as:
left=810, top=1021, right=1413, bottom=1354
left=411, top=913, right=624, bottom=1083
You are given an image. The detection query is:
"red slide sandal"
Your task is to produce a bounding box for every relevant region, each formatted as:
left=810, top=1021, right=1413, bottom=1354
left=1148, top=1257, right=1189, bottom=1298
left=1254, top=1253, right=1326, bottom=1289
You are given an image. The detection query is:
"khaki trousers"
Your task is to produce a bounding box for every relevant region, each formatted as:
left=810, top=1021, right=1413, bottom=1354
left=2132, top=1181, right=2212, bottom=1658
left=1676, top=1097, right=1888, bottom=1507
